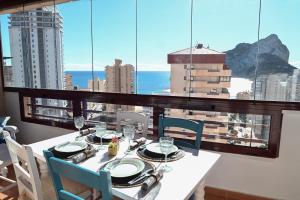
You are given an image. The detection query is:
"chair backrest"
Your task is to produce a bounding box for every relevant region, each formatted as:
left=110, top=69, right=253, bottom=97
left=43, top=150, right=112, bottom=200
left=116, top=111, right=149, bottom=137
left=158, top=114, right=204, bottom=149
left=4, top=133, right=43, bottom=200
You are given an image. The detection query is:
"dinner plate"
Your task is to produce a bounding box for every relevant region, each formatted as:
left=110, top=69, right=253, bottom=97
left=104, top=158, right=145, bottom=178
left=145, top=142, right=178, bottom=155
left=54, top=141, right=87, bottom=153
left=95, top=130, right=122, bottom=140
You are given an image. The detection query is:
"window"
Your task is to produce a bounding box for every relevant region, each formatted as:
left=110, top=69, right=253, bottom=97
left=1, top=0, right=300, bottom=158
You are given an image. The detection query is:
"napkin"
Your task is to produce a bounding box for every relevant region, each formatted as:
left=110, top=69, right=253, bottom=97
left=130, top=137, right=146, bottom=150
left=80, top=128, right=96, bottom=136
left=72, top=144, right=96, bottom=164
left=141, top=169, right=164, bottom=194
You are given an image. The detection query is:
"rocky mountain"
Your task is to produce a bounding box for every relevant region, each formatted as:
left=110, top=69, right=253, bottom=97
left=225, top=34, right=296, bottom=78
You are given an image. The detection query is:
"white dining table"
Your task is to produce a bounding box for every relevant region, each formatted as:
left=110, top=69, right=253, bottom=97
left=28, top=131, right=221, bottom=200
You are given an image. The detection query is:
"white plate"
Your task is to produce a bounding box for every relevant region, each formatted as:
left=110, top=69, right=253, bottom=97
left=146, top=143, right=178, bottom=155
left=54, top=141, right=87, bottom=153
left=104, top=158, right=145, bottom=178
left=96, top=130, right=122, bottom=140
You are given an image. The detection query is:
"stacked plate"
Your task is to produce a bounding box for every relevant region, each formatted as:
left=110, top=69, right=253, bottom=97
left=103, top=158, right=146, bottom=184
left=51, top=141, right=88, bottom=158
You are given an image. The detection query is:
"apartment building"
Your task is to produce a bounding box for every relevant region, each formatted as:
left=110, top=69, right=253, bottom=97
left=64, top=73, right=73, bottom=90
left=88, top=77, right=106, bottom=92
left=9, top=7, right=64, bottom=115
left=9, top=7, right=63, bottom=90
left=168, top=44, right=231, bottom=142
left=105, top=59, right=134, bottom=112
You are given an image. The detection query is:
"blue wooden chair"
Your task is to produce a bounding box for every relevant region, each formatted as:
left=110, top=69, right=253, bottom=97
left=43, top=150, right=112, bottom=200
left=158, top=114, right=204, bottom=149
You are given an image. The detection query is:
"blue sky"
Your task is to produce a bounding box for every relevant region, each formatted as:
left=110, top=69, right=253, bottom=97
left=1, top=0, right=299, bottom=71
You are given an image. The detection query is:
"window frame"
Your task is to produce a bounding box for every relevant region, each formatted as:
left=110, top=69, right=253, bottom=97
left=1, top=0, right=300, bottom=159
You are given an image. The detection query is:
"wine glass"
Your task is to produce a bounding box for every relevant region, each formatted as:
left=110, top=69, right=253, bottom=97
left=159, top=137, right=174, bottom=172
left=95, top=122, right=107, bottom=150
left=123, top=124, right=135, bottom=154
left=74, top=116, right=84, bottom=141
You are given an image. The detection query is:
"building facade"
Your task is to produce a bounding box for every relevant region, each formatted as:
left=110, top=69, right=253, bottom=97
left=168, top=44, right=232, bottom=142
left=105, top=59, right=134, bottom=112
left=9, top=7, right=63, bottom=90
left=9, top=7, right=64, bottom=115
left=64, top=73, right=73, bottom=90
left=88, top=77, right=106, bottom=92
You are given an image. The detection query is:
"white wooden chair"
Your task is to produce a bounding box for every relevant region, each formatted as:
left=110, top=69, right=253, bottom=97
left=4, top=132, right=43, bottom=200
left=116, top=111, right=149, bottom=137
left=0, top=126, right=18, bottom=193
left=0, top=140, right=17, bottom=193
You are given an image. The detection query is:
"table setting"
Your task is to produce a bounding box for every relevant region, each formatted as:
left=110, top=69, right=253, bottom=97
left=28, top=116, right=221, bottom=200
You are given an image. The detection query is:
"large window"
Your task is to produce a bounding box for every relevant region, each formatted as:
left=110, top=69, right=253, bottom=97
left=1, top=0, right=300, bottom=157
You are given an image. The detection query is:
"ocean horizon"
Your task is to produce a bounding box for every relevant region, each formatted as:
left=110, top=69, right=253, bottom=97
left=65, top=71, right=252, bottom=97
left=65, top=71, right=171, bottom=95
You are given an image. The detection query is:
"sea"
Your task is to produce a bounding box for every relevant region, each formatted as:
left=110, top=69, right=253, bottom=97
left=65, top=71, right=171, bottom=95
left=65, top=71, right=252, bottom=98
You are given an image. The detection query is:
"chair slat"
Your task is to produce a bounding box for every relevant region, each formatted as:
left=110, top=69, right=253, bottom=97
left=5, top=135, right=43, bottom=199
left=159, top=114, right=204, bottom=149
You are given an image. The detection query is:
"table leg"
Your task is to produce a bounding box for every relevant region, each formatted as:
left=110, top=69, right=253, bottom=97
left=36, top=159, right=48, bottom=178
left=194, top=179, right=205, bottom=200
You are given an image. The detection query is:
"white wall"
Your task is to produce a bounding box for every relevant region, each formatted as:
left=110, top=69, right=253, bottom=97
left=206, top=110, right=300, bottom=199
left=4, top=92, right=69, bottom=144
left=3, top=91, right=300, bottom=199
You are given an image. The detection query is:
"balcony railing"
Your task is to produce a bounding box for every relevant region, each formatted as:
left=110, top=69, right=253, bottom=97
left=7, top=87, right=300, bottom=158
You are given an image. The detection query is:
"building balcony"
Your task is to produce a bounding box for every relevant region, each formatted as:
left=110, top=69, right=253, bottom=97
left=190, top=81, right=230, bottom=88
left=190, top=69, right=231, bottom=77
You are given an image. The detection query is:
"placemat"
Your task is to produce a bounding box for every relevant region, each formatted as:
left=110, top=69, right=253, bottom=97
left=99, top=159, right=155, bottom=188
left=136, top=147, right=185, bottom=162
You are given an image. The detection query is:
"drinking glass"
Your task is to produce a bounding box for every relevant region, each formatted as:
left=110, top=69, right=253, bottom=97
left=137, top=122, right=144, bottom=134
left=95, top=122, right=107, bottom=150
left=159, top=137, right=174, bottom=172
left=74, top=116, right=84, bottom=141
left=123, top=125, right=135, bottom=154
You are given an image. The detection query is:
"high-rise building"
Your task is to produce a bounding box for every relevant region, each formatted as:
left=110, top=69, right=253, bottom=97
left=88, top=77, right=106, bottom=92
left=105, top=59, right=134, bottom=94
left=9, top=7, right=64, bottom=115
left=3, top=65, right=13, bottom=87
left=252, top=74, right=289, bottom=101
left=168, top=44, right=231, bottom=141
left=105, top=59, right=134, bottom=112
left=64, top=74, right=73, bottom=90
left=289, top=69, right=300, bottom=102
left=9, top=7, right=63, bottom=90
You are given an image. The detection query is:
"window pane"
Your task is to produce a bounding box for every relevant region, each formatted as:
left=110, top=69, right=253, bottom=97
left=58, top=0, right=91, bottom=91
left=138, top=0, right=190, bottom=96
left=253, top=0, right=300, bottom=102
left=1, top=6, right=66, bottom=89
left=165, top=108, right=270, bottom=148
